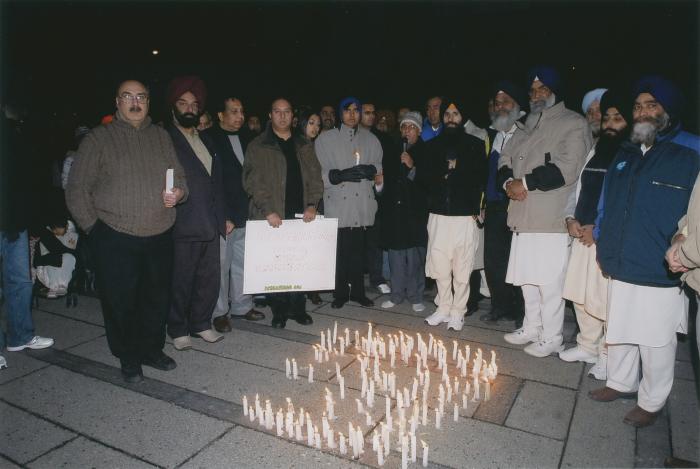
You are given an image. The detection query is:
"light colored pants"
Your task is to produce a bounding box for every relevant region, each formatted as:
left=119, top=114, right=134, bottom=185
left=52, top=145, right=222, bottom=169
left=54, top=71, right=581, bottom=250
left=573, top=302, right=606, bottom=355
left=607, top=335, right=677, bottom=412
left=213, top=228, right=252, bottom=319
left=36, top=253, right=76, bottom=291
left=426, top=214, right=479, bottom=318
left=521, top=276, right=566, bottom=344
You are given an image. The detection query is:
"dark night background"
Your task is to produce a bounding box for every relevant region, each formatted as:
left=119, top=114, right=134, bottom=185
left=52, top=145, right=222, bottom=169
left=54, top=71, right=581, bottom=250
left=1, top=0, right=698, bottom=214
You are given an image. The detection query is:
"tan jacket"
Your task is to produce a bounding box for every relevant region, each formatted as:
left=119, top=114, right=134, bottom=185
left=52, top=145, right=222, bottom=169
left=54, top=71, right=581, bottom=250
left=499, top=101, right=592, bottom=233
left=243, top=127, right=323, bottom=221
left=677, top=174, right=700, bottom=292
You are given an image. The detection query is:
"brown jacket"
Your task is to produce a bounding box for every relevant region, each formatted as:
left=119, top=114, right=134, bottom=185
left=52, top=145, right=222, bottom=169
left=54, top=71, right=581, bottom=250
left=677, top=174, right=700, bottom=292
left=243, top=126, right=323, bottom=221
left=499, top=101, right=592, bottom=233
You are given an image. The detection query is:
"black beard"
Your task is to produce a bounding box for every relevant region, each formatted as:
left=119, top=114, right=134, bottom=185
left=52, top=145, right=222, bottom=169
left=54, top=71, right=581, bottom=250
left=174, top=108, right=199, bottom=128
left=443, top=123, right=461, bottom=134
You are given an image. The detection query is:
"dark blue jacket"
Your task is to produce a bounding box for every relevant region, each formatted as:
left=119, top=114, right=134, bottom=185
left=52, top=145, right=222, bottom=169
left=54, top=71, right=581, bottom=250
left=597, top=126, right=700, bottom=287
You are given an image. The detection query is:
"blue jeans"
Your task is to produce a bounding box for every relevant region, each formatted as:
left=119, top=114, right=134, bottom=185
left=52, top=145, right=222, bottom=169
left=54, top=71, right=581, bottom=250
left=0, top=230, right=35, bottom=349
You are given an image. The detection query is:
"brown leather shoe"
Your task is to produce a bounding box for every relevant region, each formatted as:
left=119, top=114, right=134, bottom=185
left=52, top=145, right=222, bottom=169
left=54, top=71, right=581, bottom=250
left=307, top=292, right=323, bottom=305
left=623, top=405, right=659, bottom=427
left=231, top=309, right=265, bottom=321
left=213, top=316, right=232, bottom=333
left=589, top=386, right=637, bottom=402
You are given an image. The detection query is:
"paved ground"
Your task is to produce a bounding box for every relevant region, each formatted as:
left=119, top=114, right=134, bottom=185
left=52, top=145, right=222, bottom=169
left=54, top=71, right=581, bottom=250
left=1, top=287, right=698, bottom=469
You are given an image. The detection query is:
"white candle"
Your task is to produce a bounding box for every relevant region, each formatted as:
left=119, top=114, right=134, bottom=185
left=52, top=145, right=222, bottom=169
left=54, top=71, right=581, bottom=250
left=276, top=409, right=283, bottom=436
left=454, top=403, right=459, bottom=422
left=367, top=380, right=375, bottom=407
left=356, top=398, right=364, bottom=414
left=463, top=392, right=468, bottom=410
left=435, top=408, right=441, bottom=429
left=411, top=433, right=417, bottom=462
left=320, top=331, right=325, bottom=350
left=401, top=434, right=408, bottom=469
left=248, top=406, right=255, bottom=422
left=454, top=377, right=460, bottom=394
left=447, top=383, right=453, bottom=403
left=328, top=428, right=335, bottom=448
left=452, top=340, right=458, bottom=361
left=327, top=328, right=332, bottom=351
left=339, top=376, right=345, bottom=400
left=386, top=395, right=392, bottom=427
left=366, top=411, right=372, bottom=426
left=295, top=420, right=302, bottom=441
left=377, top=443, right=385, bottom=466
left=422, top=441, right=429, bottom=467
left=292, top=359, right=298, bottom=380
left=315, top=430, right=321, bottom=449
left=339, top=432, right=347, bottom=454
left=345, top=328, right=350, bottom=347
left=403, top=387, right=410, bottom=408
left=372, top=429, right=379, bottom=451
left=340, top=337, right=345, bottom=356
left=473, top=377, right=480, bottom=401
left=355, top=330, right=360, bottom=346
left=242, top=395, right=248, bottom=415
left=333, top=321, right=338, bottom=345
left=421, top=399, right=428, bottom=426
left=285, top=358, right=291, bottom=379
left=485, top=380, right=491, bottom=401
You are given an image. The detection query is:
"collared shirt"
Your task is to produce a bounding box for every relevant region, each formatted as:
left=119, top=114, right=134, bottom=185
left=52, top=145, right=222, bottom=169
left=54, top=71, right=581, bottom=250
left=488, top=124, right=518, bottom=201
left=227, top=134, right=245, bottom=165
left=177, top=125, right=212, bottom=175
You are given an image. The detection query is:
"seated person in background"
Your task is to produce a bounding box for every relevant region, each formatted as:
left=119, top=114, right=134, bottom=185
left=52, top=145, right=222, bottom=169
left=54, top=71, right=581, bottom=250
left=34, top=217, right=78, bottom=298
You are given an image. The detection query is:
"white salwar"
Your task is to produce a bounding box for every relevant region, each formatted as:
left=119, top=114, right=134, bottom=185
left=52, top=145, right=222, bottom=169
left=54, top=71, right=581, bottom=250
left=426, top=214, right=480, bottom=318
left=506, top=232, right=570, bottom=342
left=605, top=279, right=688, bottom=412
left=35, top=222, right=79, bottom=293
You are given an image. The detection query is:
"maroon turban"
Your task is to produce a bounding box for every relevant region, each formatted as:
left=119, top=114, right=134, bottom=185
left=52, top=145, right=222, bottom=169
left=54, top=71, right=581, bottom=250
left=166, top=75, right=207, bottom=109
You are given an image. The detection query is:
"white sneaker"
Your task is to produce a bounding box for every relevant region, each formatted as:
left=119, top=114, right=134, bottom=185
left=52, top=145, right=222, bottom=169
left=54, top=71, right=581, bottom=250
left=503, top=328, right=539, bottom=345
left=173, top=336, right=193, bottom=351
left=377, top=283, right=391, bottom=294
left=447, top=316, right=464, bottom=331
left=197, top=329, right=224, bottom=343
left=558, top=346, right=597, bottom=364
left=524, top=339, right=564, bottom=358
left=412, top=303, right=425, bottom=312
left=7, top=336, right=54, bottom=351
left=0, top=355, right=6, bottom=370
left=425, top=310, right=450, bottom=326
left=381, top=300, right=396, bottom=309
left=588, top=353, right=608, bottom=381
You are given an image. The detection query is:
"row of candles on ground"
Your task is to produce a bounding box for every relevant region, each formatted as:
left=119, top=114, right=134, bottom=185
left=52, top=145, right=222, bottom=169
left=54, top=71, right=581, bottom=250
left=242, top=393, right=430, bottom=467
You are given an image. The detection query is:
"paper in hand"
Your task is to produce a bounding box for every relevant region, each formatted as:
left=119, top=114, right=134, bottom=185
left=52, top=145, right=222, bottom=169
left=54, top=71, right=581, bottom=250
left=166, top=169, right=174, bottom=193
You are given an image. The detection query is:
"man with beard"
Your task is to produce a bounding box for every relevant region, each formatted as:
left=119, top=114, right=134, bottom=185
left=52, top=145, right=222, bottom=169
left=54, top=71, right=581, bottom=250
left=559, top=90, right=629, bottom=380
left=320, top=105, right=336, bottom=132
left=315, top=97, right=382, bottom=309
left=67, top=80, right=187, bottom=382
left=499, top=66, right=592, bottom=357
left=421, top=96, right=443, bottom=142
left=421, top=99, right=487, bottom=331
left=591, top=76, right=699, bottom=427
left=361, top=101, right=392, bottom=295
left=165, top=76, right=227, bottom=350
left=477, top=81, right=527, bottom=327
left=204, top=96, right=266, bottom=334
left=243, top=98, right=323, bottom=328
left=581, top=88, right=607, bottom=142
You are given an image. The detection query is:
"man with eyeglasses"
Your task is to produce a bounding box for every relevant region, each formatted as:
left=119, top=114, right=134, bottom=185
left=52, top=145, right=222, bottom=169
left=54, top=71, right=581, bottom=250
left=591, top=76, right=699, bottom=427
left=498, top=66, right=592, bottom=358
left=66, top=80, right=188, bottom=383
left=164, top=76, right=228, bottom=351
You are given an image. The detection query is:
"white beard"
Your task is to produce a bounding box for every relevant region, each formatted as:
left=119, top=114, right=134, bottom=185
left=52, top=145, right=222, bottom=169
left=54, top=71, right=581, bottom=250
left=491, top=105, right=521, bottom=132
left=529, top=93, right=556, bottom=114
left=630, top=112, right=670, bottom=146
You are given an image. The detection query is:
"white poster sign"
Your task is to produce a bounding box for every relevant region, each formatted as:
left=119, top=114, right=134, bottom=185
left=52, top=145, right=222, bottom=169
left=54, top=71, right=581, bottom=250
left=243, top=218, right=338, bottom=294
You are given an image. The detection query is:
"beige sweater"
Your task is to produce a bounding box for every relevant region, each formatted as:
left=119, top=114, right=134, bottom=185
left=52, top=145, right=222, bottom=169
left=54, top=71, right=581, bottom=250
left=66, top=116, right=188, bottom=237
left=677, top=174, right=700, bottom=292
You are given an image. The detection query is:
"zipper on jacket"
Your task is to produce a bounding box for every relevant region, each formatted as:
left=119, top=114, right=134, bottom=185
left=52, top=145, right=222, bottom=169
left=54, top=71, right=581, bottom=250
left=651, top=180, right=689, bottom=191
left=617, top=153, right=645, bottom=272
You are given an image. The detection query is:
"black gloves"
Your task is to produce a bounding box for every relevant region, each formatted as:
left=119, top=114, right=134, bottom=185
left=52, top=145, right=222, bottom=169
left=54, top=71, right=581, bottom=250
left=328, top=165, right=376, bottom=185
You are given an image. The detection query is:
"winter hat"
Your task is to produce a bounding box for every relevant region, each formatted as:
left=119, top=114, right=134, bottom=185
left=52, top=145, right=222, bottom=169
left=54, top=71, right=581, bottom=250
left=338, top=96, right=362, bottom=118
left=527, top=66, right=561, bottom=95
left=166, top=76, right=207, bottom=109
left=399, top=111, right=422, bottom=131
left=600, top=89, right=631, bottom=125
left=492, top=80, right=527, bottom=108
left=633, top=75, right=683, bottom=119
left=581, top=88, right=607, bottom=114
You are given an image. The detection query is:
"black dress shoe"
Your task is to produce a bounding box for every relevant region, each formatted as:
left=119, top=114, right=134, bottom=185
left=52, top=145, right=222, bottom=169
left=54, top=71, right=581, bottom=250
left=142, top=352, right=177, bottom=371
left=351, top=296, right=374, bottom=307
left=213, top=315, right=233, bottom=333
left=292, top=311, right=313, bottom=325
left=331, top=298, right=348, bottom=309
left=120, top=360, right=144, bottom=383
left=479, top=309, right=514, bottom=323
left=271, top=314, right=287, bottom=328
left=465, top=302, right=479, bottom=317
left=307, top=292, right=323, bottom=305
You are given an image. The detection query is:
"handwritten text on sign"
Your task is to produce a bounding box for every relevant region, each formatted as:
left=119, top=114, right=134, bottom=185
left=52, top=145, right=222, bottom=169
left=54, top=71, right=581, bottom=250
left=243, top=218, right=338, bottom=294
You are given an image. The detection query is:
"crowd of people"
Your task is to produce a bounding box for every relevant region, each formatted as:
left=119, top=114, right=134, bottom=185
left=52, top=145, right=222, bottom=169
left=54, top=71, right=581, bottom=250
left=1, top=66, right=698, bottom=431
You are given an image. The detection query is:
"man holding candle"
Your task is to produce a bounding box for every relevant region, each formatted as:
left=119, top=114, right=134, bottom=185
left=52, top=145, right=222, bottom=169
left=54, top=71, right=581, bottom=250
left=243, top=97, right=323, bottom=328
left=315, top=97, right=383, bottom=308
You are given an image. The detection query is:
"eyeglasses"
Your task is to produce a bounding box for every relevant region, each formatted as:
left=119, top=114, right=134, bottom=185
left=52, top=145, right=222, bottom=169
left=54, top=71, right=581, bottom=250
left=119, top=93, right=149, bottom=103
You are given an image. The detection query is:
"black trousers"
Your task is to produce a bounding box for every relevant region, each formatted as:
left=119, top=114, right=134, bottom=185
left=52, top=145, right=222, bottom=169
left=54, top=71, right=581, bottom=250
left=336, top=227, right=367, bottom=300
left=168, top=237, right=220, bottom=338
left=268, top=292, right=306, bottom=318
left=365, top=224, right=386, bottom=286
left=91, top=221, right=172, bottom=362
left=484, top=201, right=524, bottom=319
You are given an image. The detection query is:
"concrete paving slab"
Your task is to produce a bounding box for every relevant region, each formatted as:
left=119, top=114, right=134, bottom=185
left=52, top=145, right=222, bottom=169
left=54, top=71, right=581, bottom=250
left=560, top=374, right=636, bottom=468
left=0, top=455, right=22, bottom=468
left=0, top=352, right=50, bottom=385
left=35, top=295, right=104, bottom=327
left=420, top=414, right=563, bottom=468
left=676, top=335, right=694, bottom=362
left=505, top=381, right=576, bottom=440
left=27, top=437, right=156, bottom=469
left=31, top=310, right=104, bottom=350
left=473, top=375, right=523, bottom=425
left=0, top=401, right=76, bottom=465
left=0, top=366, right=232, bottom=468
left=675, top=358, right=696, bottom=381
left=181, top=426, right=359, bottom=469
left=668, top=378, right=700, bottom=462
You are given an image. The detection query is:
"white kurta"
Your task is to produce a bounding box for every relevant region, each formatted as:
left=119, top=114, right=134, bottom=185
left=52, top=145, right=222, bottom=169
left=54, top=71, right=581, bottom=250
left=562, top=241, right=609, bottom=320
left=506, top=232, right=570, bottom=286
left=606, top=279, right=688, bottom=347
